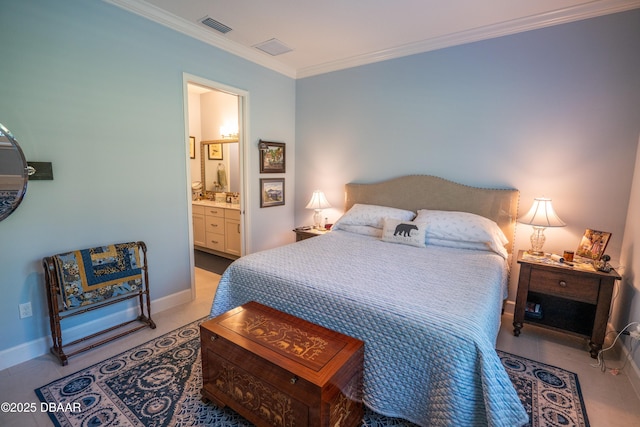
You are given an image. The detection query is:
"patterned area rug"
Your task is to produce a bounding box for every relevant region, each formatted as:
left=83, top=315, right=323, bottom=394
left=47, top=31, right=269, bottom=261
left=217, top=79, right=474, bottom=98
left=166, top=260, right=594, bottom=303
left=36, top=318, right=589, bottom=427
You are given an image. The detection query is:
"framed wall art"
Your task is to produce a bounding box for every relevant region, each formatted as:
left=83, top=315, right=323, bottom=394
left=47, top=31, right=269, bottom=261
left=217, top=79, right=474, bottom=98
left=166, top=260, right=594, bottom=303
left=189, top=136, right=195, bottom=159
left=576, top=228, right=611, bottom=260
left=259, top=140, right=285, bottom=173
left=208, top=143, right=223, bottom=160
left=260, top=178, right=285, bottom=208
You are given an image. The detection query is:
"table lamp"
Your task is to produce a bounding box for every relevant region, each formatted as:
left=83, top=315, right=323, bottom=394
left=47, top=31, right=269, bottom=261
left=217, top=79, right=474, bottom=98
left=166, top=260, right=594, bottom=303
left=305, top=190, right=331, bottom=230
left=518, top=197, right=566, bottom=255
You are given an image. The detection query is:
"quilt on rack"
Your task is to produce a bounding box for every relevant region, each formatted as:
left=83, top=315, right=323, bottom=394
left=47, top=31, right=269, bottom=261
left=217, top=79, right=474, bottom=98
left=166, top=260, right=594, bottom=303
left=211, top=231, right=528, bottom=427
left=52, top=242, right=143, bottom=310
left=0, top=190, right=18, bottom=217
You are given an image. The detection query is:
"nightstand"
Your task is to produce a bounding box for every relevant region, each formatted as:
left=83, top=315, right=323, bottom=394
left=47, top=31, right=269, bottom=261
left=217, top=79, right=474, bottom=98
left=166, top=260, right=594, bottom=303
left=513, top=250, right=621, bottom=358
left=294, top=227, right=328, bottom=241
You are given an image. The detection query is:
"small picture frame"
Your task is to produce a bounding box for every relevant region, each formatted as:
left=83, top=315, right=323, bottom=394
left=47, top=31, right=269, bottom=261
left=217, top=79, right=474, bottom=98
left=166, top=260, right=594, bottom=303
left=260, top=178, right=285, bottom=208
left=576, top=229, right=611, bottom=260
left=208, top=143, right=223, bottom=160
left=189, top=136, right=195, bottom=159
left=259, top=141, right=285, bottom=173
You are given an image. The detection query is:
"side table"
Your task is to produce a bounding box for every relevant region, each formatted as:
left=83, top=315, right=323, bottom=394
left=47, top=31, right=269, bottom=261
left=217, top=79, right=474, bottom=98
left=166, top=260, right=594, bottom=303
left=513, top=250, right=621, bottom=358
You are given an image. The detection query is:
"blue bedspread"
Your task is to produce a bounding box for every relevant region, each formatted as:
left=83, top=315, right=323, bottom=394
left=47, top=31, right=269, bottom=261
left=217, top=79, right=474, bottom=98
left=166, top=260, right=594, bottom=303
left=211, top=231, right=527, bottom=427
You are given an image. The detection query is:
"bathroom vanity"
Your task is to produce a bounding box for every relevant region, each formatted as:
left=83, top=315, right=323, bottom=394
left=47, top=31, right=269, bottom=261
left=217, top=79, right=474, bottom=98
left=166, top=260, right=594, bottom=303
left=193, top=200, right=241, bottom=259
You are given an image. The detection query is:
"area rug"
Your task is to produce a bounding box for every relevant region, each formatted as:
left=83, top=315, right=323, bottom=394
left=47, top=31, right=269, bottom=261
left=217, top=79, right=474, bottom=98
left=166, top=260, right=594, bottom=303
left=36, top=318, right=589, bottom=427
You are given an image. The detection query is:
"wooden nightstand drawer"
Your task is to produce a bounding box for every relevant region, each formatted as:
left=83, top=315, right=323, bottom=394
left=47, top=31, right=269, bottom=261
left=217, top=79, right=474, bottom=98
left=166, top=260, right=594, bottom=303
left=529, top=269, right=600, bottom=304
left=294, top=227, right=328, bottom=241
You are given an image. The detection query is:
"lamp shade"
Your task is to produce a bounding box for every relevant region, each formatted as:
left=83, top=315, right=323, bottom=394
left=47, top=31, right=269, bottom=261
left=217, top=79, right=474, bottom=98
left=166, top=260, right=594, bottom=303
left=305, top=190, right=331, bottom=210
left=518, top=197, right=566, bottom=227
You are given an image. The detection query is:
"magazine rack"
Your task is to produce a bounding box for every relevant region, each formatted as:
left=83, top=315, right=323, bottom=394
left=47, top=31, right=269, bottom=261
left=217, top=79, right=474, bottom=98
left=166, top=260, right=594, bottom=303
left=43, top=241, right=155, bottom=365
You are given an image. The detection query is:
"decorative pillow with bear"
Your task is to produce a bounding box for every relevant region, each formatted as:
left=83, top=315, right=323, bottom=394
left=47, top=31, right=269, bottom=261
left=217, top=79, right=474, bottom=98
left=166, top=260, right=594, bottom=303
left=332, top=203, right=415, bottom=232
left=381, top=218, right=427, bottom=248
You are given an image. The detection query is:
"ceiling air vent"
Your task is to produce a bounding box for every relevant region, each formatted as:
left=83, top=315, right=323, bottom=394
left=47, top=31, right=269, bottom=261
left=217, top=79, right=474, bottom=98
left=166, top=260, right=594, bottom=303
left=253, top=38, right=293, bottom=56
left=200, top=16, right=232, bottom=34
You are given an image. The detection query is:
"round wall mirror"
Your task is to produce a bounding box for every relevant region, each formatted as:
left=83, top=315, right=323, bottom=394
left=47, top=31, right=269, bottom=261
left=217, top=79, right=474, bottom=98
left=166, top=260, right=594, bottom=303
left=0, top=123, right=29, bottom=221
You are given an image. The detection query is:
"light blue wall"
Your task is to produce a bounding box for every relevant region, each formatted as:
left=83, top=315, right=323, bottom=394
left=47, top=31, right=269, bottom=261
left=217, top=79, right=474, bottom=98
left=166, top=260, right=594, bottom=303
left=295, top=10, right=640, bottom=304
left=619, top=136, right=640, bottom=376
left=0, top=0, right=295, bottom=360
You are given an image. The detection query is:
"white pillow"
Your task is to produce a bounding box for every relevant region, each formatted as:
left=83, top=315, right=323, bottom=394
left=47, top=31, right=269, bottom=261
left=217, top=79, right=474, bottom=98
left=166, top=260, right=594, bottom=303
left=426, top=238, right=507, bottom=258
left=333, top=204, right=415, bottom=230
left=334, top=224, right=382, bottom=238
left=415, top=209, right=509, bottom=258
left=381, top=218, right=427, bottom=248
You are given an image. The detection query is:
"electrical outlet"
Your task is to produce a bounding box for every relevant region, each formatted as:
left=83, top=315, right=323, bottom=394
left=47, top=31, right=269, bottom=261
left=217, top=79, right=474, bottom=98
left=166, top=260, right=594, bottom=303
left=19, top=302, right=32, bottom=319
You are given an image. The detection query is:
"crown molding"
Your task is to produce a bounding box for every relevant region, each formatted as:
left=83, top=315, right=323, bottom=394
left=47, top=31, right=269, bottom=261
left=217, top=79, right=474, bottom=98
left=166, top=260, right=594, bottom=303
left=103, top=0, right=297, bottom=78
left=297, top=0, right=640, bottom=78
left=104, top=0, right=640, bottom=80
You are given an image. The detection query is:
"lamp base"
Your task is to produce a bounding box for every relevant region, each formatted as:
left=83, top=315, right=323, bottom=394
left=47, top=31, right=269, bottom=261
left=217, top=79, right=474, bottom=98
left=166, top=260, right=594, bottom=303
left=529, top=227, right=547, bottom=256
left=313, top=210, right=323, bottom=230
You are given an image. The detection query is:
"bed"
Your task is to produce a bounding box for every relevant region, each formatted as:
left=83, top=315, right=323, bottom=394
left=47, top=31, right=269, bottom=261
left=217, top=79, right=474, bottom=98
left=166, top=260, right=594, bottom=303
left=210, top=175, right=528, bottom=427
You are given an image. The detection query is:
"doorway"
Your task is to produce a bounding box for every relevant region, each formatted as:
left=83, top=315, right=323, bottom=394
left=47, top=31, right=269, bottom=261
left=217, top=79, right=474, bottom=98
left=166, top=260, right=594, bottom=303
left=182, top=74, right=248, bottom=299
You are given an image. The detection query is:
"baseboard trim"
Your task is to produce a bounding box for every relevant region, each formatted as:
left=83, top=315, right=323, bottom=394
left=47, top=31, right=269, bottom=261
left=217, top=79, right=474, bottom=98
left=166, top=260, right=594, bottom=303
left=0, top=289, right=193, bottom=371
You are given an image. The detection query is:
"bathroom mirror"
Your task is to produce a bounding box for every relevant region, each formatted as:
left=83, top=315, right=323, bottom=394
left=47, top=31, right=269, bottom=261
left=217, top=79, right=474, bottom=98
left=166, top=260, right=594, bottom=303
left=0, top=123, right=29, bottom=221
left=200, top=138, right=238, bottom=193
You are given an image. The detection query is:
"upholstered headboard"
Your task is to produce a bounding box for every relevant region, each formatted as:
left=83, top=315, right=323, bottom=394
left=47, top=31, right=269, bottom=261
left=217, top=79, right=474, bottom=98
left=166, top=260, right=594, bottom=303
left=344, top=175, right=520, bottom=254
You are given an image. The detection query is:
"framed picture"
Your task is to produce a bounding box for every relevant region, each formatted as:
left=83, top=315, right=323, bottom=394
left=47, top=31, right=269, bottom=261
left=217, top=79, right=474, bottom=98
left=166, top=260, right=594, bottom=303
left=189, top=136, right=195, bottom=159
left=259, top=140, right=285, bottom=173
left=576, top=229, right=611, bottom=260
left=260, top=178, right=285, bottom=208
left=208, top=143, right=223, bottom=160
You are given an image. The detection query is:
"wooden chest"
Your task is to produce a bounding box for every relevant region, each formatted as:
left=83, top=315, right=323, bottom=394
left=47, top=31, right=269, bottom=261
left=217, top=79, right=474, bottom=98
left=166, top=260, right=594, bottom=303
left=200, top=301, right=364, bottom=427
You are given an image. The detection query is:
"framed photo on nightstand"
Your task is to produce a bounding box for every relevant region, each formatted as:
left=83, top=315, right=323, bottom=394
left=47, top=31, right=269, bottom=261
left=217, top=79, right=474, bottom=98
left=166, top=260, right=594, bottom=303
left=576, top=228, right=611, bottom=260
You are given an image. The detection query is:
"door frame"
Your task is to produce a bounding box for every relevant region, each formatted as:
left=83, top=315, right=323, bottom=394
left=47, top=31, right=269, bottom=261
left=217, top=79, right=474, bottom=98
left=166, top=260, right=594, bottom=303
left=182, top=73, right=249, bottom=299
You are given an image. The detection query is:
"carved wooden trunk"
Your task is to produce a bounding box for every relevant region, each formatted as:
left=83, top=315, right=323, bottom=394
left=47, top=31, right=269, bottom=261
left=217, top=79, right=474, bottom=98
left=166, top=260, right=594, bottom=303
left=200, top=301, right=364, bottom=427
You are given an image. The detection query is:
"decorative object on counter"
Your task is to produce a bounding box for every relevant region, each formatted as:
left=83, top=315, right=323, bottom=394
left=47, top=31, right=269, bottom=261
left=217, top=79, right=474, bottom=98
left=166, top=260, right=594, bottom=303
left=225, top=192, right=240, bottom=204
left=594, top=254, right=612, bottom=272
left=517, top=197, right=566, bottom=255
left=563, top=250, right=574, bottom=262
left=258, top=140, right=285, bottom=173
left=576, top=228, right=611, bottom=260
left=191, top=181, right=203, bottom=200
left=306, top=190, right=331, bottom=229
left=260, top=178, right=285, bottom=207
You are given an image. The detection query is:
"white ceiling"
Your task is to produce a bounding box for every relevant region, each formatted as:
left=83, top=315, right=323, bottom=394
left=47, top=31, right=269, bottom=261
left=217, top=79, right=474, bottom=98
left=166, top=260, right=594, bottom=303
left=106, top=0, right=640, bottom=78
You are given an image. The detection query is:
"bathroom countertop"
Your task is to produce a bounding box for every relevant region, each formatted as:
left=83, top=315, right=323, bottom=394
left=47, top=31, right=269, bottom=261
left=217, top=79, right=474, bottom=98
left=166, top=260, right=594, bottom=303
left=192, top=200, right=240, bottom=210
